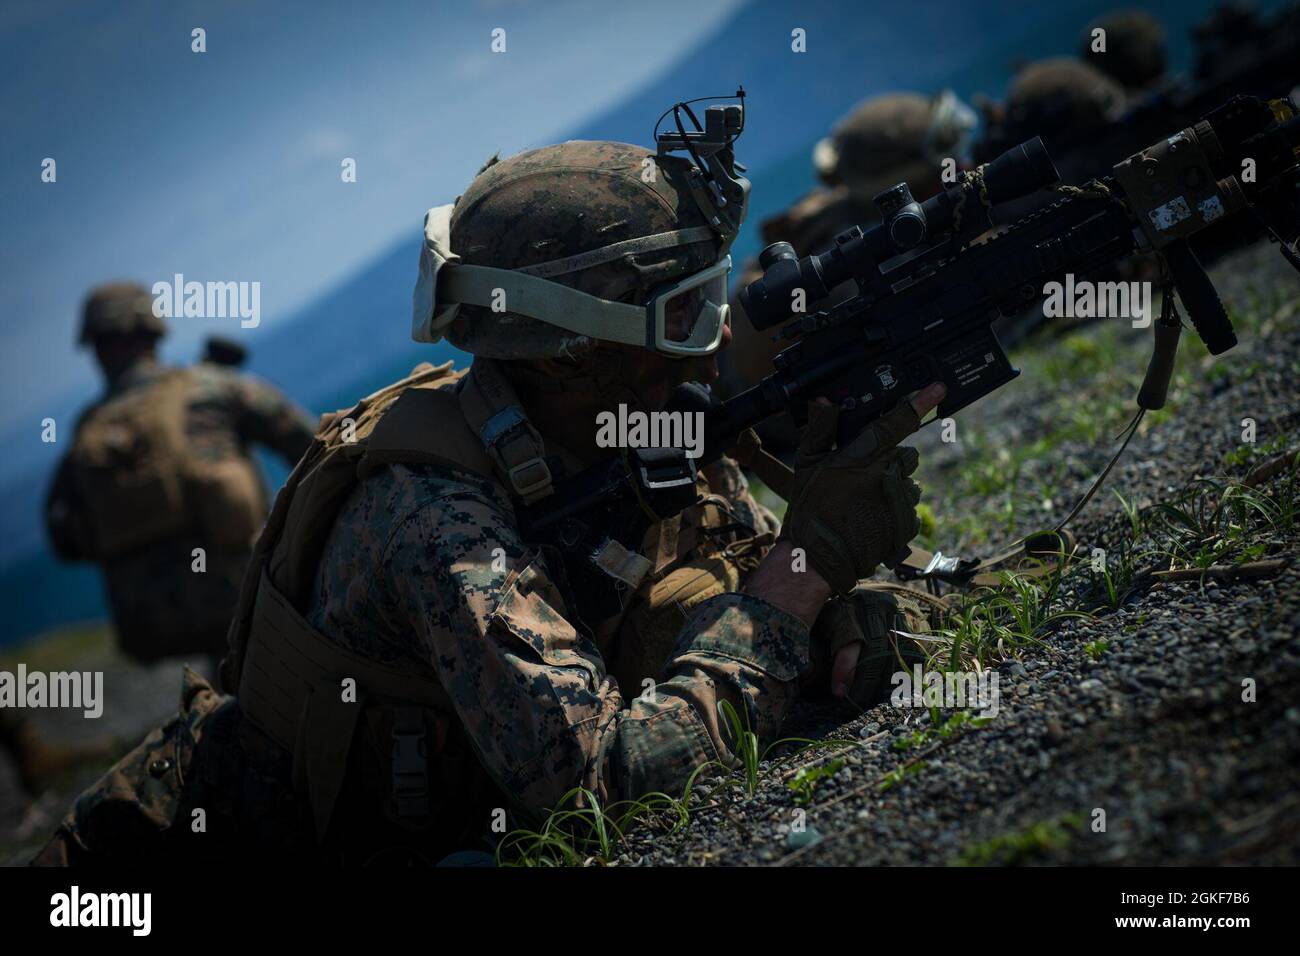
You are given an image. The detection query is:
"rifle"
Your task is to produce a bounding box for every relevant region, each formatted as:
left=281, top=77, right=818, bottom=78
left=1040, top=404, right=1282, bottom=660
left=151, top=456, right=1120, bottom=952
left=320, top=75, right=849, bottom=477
left=522, top=94, right=1300, bottom=617
left=975, top=2, right=1300, bottom=266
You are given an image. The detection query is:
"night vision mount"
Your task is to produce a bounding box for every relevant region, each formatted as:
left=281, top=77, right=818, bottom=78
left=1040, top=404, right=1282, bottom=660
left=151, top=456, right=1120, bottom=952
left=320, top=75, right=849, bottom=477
left=654, top=88, right=751, bottom=240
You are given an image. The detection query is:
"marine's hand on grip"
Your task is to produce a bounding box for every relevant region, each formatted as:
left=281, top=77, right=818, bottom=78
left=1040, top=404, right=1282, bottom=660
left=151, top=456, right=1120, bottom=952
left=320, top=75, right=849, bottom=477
left=778, top=383, right=944, bottom=596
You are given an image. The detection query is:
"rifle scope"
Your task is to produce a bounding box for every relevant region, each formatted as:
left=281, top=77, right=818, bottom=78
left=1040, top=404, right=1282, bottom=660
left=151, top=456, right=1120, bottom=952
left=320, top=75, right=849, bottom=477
left=741, top=137, right=1059, bottom=330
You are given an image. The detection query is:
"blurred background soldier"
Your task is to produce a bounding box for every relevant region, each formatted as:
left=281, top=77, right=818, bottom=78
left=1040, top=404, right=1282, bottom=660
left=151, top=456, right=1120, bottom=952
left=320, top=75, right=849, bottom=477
left=812, top=89, right=977, bottom=217
left=722, top=90, right=976, bottom=453
left=988, top=56, right=1127, bottom=160
left=1080, top=8, right=1169, bottom=94
left=43, top=282, right=316, bottom=672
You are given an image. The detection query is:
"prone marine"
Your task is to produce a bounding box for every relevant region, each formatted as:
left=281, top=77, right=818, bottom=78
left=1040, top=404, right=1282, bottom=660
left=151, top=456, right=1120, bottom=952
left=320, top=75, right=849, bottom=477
left=34, top=124, right=940, bottom=866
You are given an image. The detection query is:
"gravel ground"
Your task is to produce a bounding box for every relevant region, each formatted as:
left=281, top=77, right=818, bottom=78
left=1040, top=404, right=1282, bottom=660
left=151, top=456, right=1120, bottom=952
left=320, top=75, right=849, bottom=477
left=619, top=242, right=1300, bottom=866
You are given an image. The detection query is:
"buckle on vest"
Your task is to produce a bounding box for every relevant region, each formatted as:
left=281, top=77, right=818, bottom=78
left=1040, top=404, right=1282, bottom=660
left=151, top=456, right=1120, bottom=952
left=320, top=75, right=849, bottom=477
left=629, top=446, right=699, bottom=520
left=509, top=458, right=553, bottom=499
left=480, top=405, right=553, bottom=501
left=391, top=711, right=429, bottom=819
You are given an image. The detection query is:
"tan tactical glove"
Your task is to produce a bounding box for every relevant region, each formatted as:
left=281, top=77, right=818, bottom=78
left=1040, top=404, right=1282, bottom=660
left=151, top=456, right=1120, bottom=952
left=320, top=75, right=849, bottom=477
left=779, top=401, right=924, bottom=596
left=811, top=585, right=929, bottom=706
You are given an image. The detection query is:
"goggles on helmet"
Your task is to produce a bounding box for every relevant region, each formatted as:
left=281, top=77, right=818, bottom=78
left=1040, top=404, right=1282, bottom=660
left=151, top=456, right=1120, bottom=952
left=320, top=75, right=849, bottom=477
left=420, top=92, right=748, bottom=358
left=646, top=255, right=731, bottom=356
left=436, top=249, right=732, bottom=359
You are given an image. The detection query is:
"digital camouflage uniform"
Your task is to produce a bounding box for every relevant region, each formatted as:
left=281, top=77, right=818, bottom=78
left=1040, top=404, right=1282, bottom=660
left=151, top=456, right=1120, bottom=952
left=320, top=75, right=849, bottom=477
left=304, top=452, right=795, bottom=812
left=34, top=386, right=810, bottom=864
left=45, top=356, right=315, bottom=662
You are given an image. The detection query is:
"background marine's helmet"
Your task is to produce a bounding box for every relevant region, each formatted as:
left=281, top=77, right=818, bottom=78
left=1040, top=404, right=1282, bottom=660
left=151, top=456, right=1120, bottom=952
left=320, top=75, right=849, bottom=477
left=78, top=281, right=166, bottom=346
left=1081, top=8, right=1168, bottom=91
left=813, top=91, right=977, bottom=201
left=1002, top=57, right=1126, bottom=148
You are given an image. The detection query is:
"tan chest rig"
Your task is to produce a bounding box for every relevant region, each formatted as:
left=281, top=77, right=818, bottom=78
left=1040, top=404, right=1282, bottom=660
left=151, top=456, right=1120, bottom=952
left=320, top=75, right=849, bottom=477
left=224, top=358, right=771, bottom=853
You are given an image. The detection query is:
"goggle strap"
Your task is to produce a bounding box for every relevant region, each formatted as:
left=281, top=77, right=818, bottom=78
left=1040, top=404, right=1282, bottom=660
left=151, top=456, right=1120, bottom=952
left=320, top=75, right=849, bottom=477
left=439, top=264, right=646, bottom=348
left=517, top=226, right=717, bottom=280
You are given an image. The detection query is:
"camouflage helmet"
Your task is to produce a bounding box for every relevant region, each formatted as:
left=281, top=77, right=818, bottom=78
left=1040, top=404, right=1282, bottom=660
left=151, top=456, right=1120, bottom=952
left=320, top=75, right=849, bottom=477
left=813, top=91, right=976, bottom=200
left=436, top=140, right=732, bottom=360
left=78, top=281, right=166, bottom=346
left=1081, top=9, right=1167, bottom=90
left=1003, top=57, right=1126, bottom=146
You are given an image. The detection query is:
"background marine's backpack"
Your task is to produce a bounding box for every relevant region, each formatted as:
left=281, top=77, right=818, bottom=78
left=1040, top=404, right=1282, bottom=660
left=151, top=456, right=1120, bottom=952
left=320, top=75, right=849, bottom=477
left=68, top=370, right=195, bottom=559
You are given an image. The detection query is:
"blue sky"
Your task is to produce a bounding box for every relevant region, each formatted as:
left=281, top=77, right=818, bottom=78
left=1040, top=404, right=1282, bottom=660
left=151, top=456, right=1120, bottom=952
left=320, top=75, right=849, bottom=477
left=0, top=0, right=743, bottom=429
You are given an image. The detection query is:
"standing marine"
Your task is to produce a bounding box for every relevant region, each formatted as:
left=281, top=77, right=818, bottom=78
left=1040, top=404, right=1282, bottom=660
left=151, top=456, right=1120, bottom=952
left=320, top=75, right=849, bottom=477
left=43, top=282, right=316, bottom=669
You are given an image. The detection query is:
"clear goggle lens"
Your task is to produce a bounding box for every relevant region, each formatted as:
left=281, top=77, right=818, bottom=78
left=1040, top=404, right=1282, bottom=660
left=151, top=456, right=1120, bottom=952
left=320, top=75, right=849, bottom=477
left=651, top=256, right=731, bottom=357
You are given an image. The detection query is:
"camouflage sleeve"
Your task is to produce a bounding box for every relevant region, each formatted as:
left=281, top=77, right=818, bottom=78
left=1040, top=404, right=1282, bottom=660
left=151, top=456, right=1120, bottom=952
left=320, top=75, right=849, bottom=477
left=384, top=473, right=809, bottom=817
left=703, top=455, right=782, bottom=536
left=231, top=372, right=316, bottom=465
